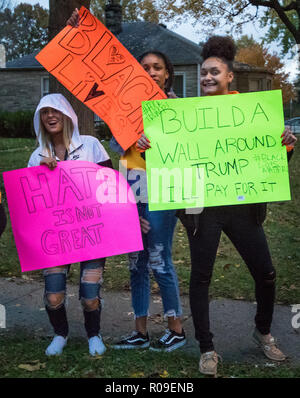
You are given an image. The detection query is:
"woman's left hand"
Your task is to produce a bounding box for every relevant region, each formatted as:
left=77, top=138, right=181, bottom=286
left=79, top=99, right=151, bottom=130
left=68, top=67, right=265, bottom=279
left=139, top=217, right=151, bottom=234
left=281, top=126, right=297, bottom=148
left=136, top=133, right=151, bottom=151
left=167, top=90, right=177, bottom=99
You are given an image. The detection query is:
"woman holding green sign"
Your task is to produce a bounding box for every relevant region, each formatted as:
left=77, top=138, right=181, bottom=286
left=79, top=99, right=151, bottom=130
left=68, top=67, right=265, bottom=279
left=176, top=36, right=297, bottom=376
left=138, top=35, right=297, bottom=375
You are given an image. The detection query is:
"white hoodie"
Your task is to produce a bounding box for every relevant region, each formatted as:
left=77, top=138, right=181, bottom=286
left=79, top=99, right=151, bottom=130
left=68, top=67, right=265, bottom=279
left=28, top=94, right=110, bottom=167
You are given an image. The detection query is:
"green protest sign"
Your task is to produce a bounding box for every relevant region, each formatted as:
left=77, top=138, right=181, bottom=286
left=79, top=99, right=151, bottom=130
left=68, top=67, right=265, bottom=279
left=141, top=90, right=291, bottom=211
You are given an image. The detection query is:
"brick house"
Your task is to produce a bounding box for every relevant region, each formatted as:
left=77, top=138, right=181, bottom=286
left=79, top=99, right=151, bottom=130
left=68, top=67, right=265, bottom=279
left=0, top=9, right=273, bottom=113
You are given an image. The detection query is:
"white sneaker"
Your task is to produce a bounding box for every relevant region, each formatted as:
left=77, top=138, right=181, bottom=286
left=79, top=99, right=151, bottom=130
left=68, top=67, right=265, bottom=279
left=88, top=334, right=106, bottom=356
left=45, top=335, right=68, bottom=356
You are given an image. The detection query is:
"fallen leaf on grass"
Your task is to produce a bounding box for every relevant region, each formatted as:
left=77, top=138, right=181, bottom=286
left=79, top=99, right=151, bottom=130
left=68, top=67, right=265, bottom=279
left=223, top=264, right=232, bottom=271
left=90, top=355, right=104, bottom=360
left=18, top=361, right=46, bottom=371
left=289, top=284, right=297, bottom=290
left=159, top=370, right=169, bottom=378
left=131, top=372, right=144, bottom=378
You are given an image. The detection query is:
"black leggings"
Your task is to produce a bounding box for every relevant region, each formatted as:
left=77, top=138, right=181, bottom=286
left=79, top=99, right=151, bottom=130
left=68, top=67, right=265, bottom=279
left=0, top=203, right=7, bottom=238
left=186, top=205, right=276, bottom=354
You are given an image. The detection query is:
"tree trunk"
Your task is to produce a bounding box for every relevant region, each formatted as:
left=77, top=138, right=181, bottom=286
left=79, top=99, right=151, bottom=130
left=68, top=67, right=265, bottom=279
left=48, top=0, right=94, bottom=136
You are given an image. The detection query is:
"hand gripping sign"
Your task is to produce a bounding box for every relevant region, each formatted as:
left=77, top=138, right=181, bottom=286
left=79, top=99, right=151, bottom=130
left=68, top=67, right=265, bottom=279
left=35, top=7, right=166, bottom=151
left=3, top=161, right=143, bottom=272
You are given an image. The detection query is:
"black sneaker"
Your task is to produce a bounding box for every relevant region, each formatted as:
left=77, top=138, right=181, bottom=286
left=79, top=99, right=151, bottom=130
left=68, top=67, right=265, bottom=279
left=111, top=331, right=150, bottom=349
left=149, top=329, right=186, bottom=352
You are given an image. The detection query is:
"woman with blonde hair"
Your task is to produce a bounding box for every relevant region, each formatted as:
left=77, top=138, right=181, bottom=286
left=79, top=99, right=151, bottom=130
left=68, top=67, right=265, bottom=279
left=28, top=93, right=112, bottom=356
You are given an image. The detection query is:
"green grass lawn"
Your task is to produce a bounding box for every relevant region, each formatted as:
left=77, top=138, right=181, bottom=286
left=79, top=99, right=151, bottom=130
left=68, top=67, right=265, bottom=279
left=0, top=137, right=299, bottom=379
left=0, top=331, right=299, bottom=378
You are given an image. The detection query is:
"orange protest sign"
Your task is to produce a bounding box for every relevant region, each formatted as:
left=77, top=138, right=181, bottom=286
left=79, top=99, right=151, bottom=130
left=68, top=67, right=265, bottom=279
left=35, top=6, right=166, bottom=150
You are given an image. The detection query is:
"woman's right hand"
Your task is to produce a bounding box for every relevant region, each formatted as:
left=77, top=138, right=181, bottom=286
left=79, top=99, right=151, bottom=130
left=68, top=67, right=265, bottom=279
left=136, top=133, right=151, bottom=151
left=66, top=8, right=79, bottom=27
left=139, top=217, right=151, bottom=234
left=40, top=157, right=57, bottom=170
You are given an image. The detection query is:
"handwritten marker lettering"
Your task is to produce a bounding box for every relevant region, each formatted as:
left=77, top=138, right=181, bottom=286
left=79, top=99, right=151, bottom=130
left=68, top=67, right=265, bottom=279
left=142, top=90, right=291, bottom=211
left=3, top=161, right=143, bottom=272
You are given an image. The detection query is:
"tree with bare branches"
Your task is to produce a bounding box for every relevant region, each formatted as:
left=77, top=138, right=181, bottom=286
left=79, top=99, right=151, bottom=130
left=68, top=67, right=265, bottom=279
left=158, top=1, right=300, bottom=61
left=90, top=1, right=300, bottom=62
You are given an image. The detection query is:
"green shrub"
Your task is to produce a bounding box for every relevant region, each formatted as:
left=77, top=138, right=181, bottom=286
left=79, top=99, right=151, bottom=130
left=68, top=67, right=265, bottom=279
left=0, top=110, right=35, bottom=138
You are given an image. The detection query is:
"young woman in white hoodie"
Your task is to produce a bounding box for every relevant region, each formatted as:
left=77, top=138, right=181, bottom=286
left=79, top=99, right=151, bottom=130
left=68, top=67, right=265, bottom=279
left=28, top=93, right=112, bottom=357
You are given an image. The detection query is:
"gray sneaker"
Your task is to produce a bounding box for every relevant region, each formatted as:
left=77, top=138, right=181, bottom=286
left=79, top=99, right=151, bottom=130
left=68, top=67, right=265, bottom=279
left=199, top=351, right=220, bottom=376
left=253, top=328, right=287, bottom=361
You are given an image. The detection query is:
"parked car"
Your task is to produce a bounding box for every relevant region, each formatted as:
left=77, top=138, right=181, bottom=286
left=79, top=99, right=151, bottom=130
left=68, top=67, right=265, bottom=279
left=284, top=117, right=300, bottom=135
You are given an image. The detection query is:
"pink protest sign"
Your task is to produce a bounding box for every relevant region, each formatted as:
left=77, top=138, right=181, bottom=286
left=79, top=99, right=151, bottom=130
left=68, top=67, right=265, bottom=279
left=3, top=161, right=143, bottom=272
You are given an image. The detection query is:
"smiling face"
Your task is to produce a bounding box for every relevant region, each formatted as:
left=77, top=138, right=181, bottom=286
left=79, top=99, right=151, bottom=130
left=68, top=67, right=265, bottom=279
left=140, top=53, right=169, bottom=91
left=200, top=57, right=234, bottom=96
left=40, top=107, right=64, bottom=136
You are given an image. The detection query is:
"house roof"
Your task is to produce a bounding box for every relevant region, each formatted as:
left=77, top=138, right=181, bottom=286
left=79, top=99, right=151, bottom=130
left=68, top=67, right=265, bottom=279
left=233, top=61, right=273, bottom=74
left=116, top=22, right=203, bottom=64
left=4, top=51, right=43, bottom=70
left=2, top=22, right=271, bottom=75
left=3, top=21, right=203, bottom=70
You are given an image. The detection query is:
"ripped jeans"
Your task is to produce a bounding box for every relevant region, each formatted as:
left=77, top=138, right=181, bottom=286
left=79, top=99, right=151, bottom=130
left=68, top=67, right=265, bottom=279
left=128, top=202, right=182, bottom=319
left=43, top=258, right=105, bottom=338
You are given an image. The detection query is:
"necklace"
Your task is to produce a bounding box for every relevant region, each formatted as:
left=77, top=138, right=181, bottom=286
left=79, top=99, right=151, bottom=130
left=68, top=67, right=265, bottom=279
left=53, top=146, right=68, bottom=161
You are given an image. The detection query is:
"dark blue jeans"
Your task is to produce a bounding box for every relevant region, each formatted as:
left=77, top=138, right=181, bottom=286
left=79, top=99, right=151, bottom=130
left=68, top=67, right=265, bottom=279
left=128, top=202, right=182, bottom=319
left=43, top=258, right=105, bottom=338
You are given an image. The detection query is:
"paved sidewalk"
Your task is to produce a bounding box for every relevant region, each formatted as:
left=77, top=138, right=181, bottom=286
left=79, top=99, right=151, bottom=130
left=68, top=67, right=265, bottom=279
left=0, top=276, right=299, bottom=364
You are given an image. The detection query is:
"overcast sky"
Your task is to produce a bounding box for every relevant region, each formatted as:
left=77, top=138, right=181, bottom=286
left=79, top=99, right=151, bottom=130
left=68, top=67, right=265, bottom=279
left=13, top=0, right=298, bottom=81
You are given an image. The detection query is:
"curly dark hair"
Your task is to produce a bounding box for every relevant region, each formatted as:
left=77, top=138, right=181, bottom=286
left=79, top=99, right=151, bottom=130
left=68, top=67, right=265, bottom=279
left=201, top=36, right=236, bottom=71
left=138, top=51, right=174, bottom=93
